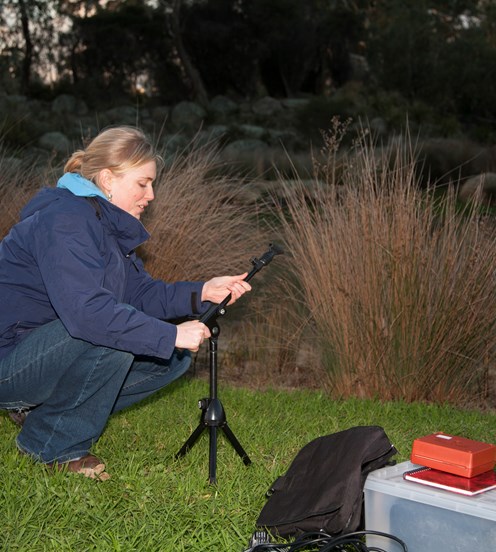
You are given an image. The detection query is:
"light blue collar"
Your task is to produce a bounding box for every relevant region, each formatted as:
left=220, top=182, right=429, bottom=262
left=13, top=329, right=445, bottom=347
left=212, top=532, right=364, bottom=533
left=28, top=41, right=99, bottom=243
left=56, top=172, right=108, bottom=201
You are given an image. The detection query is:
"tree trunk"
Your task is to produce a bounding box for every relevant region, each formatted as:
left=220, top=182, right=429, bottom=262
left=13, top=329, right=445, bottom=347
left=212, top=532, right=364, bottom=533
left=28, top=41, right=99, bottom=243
left=170, top=0, right=209, bottom=108
left=18, top=0, right=33, bottom=93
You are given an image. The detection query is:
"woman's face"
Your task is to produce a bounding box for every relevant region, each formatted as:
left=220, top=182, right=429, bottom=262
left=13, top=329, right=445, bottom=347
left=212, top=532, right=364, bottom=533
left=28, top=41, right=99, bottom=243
left=106, top=160, right=156, bottom=219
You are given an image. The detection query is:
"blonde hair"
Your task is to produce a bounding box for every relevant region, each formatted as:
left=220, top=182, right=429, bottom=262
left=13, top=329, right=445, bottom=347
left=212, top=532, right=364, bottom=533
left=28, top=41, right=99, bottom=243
left=64, top=126, right=163, bottom=183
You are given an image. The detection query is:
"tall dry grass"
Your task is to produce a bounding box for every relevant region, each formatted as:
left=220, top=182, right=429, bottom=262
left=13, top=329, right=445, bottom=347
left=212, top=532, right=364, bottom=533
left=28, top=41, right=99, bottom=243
left=0, top=136, right=269, bottom=377
left=0, top=136, right=262, bottom=280
left=269, top=126, right=496, bottom=405
left=0, top=145, right=53, bottom=239
left=140, top=142, right=265, bottom=282
left=137, top=141, right=294, bottom=387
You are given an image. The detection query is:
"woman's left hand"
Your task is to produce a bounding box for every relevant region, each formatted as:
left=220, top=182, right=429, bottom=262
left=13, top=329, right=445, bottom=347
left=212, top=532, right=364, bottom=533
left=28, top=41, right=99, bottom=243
left=202, top=273, right=252, bottom=305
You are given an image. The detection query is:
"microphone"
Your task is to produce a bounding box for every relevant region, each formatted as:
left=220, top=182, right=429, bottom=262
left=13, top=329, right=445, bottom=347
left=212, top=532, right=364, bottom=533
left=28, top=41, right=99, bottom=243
left=200, top=243, right=284, bottom=325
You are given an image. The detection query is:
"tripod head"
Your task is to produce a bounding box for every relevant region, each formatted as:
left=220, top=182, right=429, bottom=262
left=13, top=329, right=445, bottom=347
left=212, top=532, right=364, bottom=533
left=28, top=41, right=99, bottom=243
left=200, top=243, right=284, bottom=327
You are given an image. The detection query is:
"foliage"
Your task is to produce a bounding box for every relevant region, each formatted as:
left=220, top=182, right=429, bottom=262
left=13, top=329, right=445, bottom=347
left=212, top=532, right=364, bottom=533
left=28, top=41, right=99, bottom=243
left=1, top=378, right=495, bottom=550
left=181, top=0, right=260, bottom=98
left=242, top=0, right=325, bottom=97
left=366, top=1, right=496, bottom=127
left=268, top=122, right=496, bottom=405
left=293, top=90, right=366, bottom=147
left=139, top=139, right=264, bottom=282
left=2, top=123, right=496, bottom=408
left=2, top=1, right=496, bottom=140
left=65, top=2, right=184, bottom=105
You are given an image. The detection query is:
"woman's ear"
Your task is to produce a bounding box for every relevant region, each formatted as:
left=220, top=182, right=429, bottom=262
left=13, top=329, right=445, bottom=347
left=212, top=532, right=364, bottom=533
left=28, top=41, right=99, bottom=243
left=98, top=168, right=114, bottom=196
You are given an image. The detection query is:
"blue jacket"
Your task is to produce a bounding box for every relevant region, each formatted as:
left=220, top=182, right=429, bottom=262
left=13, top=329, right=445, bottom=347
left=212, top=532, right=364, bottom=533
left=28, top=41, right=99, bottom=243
left=0, top=173, right=207, bottom=361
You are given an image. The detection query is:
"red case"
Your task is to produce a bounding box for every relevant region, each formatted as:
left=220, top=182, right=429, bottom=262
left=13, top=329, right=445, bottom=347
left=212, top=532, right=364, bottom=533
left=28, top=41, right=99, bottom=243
left=411, top=432, right=496, bottom=478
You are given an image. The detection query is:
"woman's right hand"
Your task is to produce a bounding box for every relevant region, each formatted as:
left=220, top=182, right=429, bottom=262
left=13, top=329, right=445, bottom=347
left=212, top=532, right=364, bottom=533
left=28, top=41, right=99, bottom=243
left=175, top=320, right=210, bottom=352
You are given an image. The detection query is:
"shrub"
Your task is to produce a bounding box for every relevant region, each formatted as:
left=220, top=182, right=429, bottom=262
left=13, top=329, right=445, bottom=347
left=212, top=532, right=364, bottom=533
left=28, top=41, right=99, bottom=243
left=269, top=125, right=496, bottom=405
left=0, top=143, right=53, bottom=238
left=140, top=140, right=264, bottom=282
left=294, top=92, right=365, bottom=148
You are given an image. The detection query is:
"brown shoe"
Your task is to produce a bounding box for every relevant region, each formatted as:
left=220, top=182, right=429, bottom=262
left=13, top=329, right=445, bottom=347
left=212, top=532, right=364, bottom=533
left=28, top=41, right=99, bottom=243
left=48, top=454, right=111, bottom=481
left=8, top=410, right=29, bottom=427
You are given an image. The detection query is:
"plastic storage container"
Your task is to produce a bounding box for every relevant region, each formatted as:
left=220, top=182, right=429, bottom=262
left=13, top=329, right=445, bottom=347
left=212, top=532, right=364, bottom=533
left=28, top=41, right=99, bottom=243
left=364, top=461, right=496, bottom=552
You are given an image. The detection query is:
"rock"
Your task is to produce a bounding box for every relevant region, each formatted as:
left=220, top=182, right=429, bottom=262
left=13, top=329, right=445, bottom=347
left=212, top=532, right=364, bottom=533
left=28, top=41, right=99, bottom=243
left=206, top=124, right=229, bottom=140
left=267, top=128, right=302, bottom=149
left=158, top=134, right=191, bottom=158
left=458, top=173, right=496, bottom=205
left=170, top=101, right=207, bottom=132
left=238, top=124, right=266, bottom=140
left=104, top=105, right=139, bottom=126
left=252, top=96, right=283, bottom=117
left=222, top=138, right=269, bottom=157
left=0, top=95, right=29, bottom=118
left=38, top=131, right=71, bottom=155
left=281, top=98, right=310, bottom=110
left=52, top=94, right=88, bottom=116
left=195, top=125, right=229, bottom=148
left=209, top=95, right=238, bottom=117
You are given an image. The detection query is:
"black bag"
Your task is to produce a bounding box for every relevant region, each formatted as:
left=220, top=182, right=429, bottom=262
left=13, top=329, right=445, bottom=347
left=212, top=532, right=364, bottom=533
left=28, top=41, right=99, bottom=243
left=256, top=425, right=397, bottom=538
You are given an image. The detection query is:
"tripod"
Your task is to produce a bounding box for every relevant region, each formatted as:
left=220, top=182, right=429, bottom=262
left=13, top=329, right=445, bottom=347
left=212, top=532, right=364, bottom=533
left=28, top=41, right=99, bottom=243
left=176, top=243, right=283, bottom=484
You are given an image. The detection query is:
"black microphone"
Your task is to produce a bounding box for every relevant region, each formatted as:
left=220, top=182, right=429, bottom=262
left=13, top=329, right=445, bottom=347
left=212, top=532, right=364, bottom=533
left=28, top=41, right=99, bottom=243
left=200, top=243, right=284, bottom=325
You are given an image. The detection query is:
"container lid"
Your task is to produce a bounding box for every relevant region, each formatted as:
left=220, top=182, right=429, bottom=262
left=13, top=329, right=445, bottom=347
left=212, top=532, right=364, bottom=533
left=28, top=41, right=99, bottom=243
left=364, top=461, right=496, bottom=521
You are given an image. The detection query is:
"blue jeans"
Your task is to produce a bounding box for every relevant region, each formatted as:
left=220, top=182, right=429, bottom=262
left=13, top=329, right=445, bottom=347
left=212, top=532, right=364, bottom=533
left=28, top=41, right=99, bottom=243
left=0, top=319, right=191, bottom=463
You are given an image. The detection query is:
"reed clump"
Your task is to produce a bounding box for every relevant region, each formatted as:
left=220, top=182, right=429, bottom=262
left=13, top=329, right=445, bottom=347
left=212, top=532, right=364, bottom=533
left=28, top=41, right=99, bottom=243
left=0, top=146, right=52, bottom=239
left=270, top=125, right=496, bottom=405
left=141, top=142, right=263, bottom=282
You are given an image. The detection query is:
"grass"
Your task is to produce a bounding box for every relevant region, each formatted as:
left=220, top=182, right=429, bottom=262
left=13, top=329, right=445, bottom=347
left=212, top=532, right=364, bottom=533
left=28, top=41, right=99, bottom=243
left=1, top=377, right=495, bottom=551
left=140, top=141, right=264, bottom=283
left=0, top=145, right=54, bottom=239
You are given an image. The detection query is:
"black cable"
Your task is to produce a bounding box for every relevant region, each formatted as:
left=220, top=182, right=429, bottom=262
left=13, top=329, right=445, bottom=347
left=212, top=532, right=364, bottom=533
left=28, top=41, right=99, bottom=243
left=331, top=531, right=408, bottom=552
left=246, top=530, right=408, bottom=552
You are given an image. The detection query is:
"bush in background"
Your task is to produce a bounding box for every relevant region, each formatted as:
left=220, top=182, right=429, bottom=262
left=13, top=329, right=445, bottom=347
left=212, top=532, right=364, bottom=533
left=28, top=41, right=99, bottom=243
left=140, top=141, right=263, bottom=282
left=0, top=143, right=55, bottom=238
left=269, top=123, right=496, bottom=406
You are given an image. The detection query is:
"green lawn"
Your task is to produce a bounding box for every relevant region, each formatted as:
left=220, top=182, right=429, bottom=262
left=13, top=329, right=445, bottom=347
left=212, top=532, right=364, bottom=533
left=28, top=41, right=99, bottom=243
left=1, top=377, right=495, bottom=551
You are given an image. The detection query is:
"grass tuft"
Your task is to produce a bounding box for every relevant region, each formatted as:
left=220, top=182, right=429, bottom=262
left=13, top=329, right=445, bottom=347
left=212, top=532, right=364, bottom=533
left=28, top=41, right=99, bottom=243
left=268, top=126, right=496, bottom=405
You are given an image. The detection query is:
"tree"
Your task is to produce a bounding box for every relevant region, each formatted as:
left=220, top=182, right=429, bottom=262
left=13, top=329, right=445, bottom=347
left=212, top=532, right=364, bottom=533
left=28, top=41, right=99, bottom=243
left=157, top=0, right=209, bottom=106
left=63, top=1, right=186, bottom=104
left=0, top=0, right=57, bottom=93
left=180, top=0, right=260, bottom=98
left=242, top=0, right=326, bottom=97
left=240, top=0, right=366, bottom=97
left=365, top=0, right=496, bottom=122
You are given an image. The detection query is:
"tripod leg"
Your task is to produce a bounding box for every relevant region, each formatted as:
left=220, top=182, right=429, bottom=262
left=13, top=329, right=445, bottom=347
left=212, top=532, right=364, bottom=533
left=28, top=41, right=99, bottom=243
left=222, top=423, right=252, bottom=466
left=176, top=422, right=206, bottom=458
left=209, top=425, right=218, bottom=484
left=176, top=324, right=254, bottom=481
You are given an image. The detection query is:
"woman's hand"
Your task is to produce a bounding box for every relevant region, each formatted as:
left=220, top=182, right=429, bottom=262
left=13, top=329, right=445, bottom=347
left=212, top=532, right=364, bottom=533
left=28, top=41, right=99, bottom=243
left=201, top=273, right=252, bottom=305
left=175, top=320, right=211, bottom=352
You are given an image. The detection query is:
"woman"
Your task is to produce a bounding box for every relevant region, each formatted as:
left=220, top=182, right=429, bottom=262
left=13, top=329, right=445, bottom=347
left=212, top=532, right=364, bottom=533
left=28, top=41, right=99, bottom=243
left=0, top=126, right=251, bottom=480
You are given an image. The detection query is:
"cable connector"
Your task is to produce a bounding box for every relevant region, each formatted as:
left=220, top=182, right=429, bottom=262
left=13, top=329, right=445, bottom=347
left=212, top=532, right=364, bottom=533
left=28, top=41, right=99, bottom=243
left=242, top=530, right=272, bottom=551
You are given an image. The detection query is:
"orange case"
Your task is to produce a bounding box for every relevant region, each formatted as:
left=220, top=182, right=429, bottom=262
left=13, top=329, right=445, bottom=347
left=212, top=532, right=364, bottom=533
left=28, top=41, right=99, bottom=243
left=411, top=433, right=496, bottom=478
